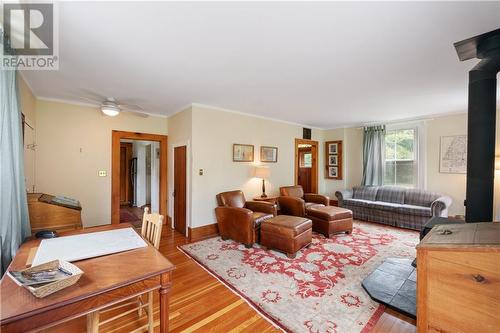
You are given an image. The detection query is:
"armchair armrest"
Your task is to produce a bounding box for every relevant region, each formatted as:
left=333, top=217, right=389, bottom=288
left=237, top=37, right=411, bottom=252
left=431, top=196, right=453, bottom=217
left=335, top=189, right=353, bottom=207
left=245, top=201, right=277, bottom=216
left=304, top=193, right=330, bottom=206
left=278, top=196, right=306, bottom=217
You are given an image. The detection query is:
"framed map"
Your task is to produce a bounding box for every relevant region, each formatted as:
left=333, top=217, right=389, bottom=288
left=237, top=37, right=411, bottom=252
left=440, top=135, right=467, bottom=174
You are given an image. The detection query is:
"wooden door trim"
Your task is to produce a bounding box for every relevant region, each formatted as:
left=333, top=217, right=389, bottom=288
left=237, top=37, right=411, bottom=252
left=112, top=131, right=168, bottom=225
left=294, top=138, right=319, bottom=193
left=170, top=141, right=190, bottom=236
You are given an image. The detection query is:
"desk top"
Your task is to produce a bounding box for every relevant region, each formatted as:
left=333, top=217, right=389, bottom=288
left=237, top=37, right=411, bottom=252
left=0, top=223, right=175, bottom=325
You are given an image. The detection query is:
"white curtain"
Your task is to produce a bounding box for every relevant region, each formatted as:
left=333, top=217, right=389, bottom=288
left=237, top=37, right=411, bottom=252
left=0, top=69, right=31, bottom=275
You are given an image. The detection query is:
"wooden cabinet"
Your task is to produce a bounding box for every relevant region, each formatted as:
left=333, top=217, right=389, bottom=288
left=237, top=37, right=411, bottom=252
left=416, top=222, right=500, bottom=333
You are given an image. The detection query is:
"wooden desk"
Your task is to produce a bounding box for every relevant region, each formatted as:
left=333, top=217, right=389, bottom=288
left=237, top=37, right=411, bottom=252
left=0, top=224, right=175, bottom=333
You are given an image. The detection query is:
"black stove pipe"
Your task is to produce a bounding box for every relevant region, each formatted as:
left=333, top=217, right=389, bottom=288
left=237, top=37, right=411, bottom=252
left=464, top=34, right=500, bottom=222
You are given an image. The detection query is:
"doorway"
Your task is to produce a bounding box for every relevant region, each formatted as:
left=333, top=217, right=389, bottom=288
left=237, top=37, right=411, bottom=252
left=111, top=131, right=168, bottom=225
left=294, top=138, right=318, bottom=193
left=173, top=146, right=187, bottom=235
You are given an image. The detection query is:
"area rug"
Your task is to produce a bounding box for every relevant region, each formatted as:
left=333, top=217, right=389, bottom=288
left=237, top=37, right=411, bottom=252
left=120, top=209, right=139, bottom=223
left=179, top=221, right=418, bottom=333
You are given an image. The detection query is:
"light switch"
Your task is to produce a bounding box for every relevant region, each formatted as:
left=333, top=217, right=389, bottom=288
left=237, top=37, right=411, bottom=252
left=98, top=170, right=107, bottom=177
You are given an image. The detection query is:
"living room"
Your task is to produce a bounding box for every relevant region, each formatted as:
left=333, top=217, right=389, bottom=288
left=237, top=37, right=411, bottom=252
left=1, top=2, right=499, bottom=333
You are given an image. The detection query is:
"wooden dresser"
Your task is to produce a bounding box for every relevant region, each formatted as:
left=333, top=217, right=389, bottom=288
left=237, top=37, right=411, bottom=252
left=416, top=222, right=500, bottom=333
left=27, top=193, right=83, bottom=234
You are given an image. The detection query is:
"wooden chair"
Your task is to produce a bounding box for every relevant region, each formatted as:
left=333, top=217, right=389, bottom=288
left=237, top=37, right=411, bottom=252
left=87, top=207, right=164, bottom=333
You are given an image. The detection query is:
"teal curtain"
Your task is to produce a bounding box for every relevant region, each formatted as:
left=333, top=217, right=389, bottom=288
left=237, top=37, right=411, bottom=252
left=362, top=125, right=386, bottom=186
left=0, top=69, right=31, bottom=275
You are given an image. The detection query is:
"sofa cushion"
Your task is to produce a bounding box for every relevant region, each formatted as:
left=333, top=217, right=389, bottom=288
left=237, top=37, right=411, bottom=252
left=399, top=204, right=432, bottom=217
left=352, top=186, right=379, bottom=201
left=369, top=201, right=401, bottom=212
left=343, top=198, right=372, bottom=207
left=375, top=186, right=405, bottom=204
left=404, top=189, right=440, bottom=207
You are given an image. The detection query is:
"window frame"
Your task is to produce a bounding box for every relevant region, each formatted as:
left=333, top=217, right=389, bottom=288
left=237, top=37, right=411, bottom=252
left=384, top=121, right=426, bottom=189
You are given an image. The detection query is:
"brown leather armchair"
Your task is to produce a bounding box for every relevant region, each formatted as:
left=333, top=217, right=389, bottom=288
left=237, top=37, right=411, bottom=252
left=215, top=190, right=277, bottom=248
left=278, top=185, right=329, bottom=217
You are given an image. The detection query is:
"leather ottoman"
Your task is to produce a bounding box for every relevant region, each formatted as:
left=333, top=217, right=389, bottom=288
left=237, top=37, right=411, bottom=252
left=260, top=215, right=312, bottom=259
left=306, top=206, right=353, bottom=238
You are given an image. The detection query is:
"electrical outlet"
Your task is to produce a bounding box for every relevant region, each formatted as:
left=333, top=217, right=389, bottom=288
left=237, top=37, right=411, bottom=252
left=98, top=170, right=107, bottom=177
left=199, top=169, right=204, bottom=176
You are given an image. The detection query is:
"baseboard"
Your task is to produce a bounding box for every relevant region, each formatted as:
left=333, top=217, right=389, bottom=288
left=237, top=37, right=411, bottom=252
left=188, top=223, right=219, bottom=242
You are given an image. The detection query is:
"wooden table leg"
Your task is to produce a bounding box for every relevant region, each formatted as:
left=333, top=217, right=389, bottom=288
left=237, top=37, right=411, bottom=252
left=159, top=272, right=172, bottom=333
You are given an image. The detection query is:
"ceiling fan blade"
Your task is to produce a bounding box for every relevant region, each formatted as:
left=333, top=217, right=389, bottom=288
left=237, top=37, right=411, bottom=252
left=76, top=96, right=102, bottom=105
left=79, top=89, right=107, bottom=102
left=121, top=110, right=149, bottom=118
left=118, top=103, right=144, bottom=111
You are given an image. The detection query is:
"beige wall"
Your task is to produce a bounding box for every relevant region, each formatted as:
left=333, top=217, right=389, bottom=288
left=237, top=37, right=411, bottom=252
left=426, top=114, right=467, bottom=216
left=35, top=99, right=168, bottom=227
left=189, top=104, right=325, bottom=228
left=18, top=74, right=36, bottom=127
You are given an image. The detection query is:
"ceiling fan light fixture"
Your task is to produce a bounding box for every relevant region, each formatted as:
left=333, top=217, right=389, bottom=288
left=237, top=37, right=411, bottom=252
left=101, top=105, right=120, bottom=117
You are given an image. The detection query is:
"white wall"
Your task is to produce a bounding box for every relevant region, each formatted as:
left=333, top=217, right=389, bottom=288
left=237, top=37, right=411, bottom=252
left=151, top=142, right=160, bottom=213
left=35, top=99, right=167, bottom=227
left=134, top=143, right=147, bottom=207
left=190, top=104, right=325, bottom=228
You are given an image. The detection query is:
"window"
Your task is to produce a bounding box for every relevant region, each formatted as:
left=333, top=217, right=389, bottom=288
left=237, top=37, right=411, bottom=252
left=300, top=152, right=312, bottom=168
left=384, top=128, right=418, bottom=187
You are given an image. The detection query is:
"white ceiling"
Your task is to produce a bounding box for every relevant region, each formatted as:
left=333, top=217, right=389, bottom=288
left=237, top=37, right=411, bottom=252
left=22, top=2, right=500, bottom=129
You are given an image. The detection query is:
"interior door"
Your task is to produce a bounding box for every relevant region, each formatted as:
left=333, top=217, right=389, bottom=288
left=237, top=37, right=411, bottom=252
left=174, top=146, right=187, bottom=235
left=298, top=149, right=312, bottom=193
left=120, top=142, right=133, bottom=205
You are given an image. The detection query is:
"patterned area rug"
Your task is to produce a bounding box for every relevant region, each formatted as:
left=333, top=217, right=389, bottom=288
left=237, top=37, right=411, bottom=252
left=179, top=221, right=418, bottom=333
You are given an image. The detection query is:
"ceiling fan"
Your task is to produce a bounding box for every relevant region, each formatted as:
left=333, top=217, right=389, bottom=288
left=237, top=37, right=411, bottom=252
left=77, top=93, right=149, bottom=118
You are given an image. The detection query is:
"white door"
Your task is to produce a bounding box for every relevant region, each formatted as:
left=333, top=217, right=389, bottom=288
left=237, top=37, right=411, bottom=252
left=24, top=122, right=36, bottom=193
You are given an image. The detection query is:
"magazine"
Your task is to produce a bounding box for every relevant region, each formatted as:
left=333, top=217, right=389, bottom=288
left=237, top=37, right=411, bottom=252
left=8, top=267, right=73, bottom=287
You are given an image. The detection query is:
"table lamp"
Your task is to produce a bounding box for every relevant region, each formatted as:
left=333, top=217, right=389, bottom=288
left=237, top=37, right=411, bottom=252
left=254, top=166, right=271, bottom=198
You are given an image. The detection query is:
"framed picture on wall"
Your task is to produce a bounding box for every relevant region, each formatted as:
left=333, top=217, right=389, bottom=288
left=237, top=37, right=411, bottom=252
left=328, top=154, right=338, bottom=166
left=260, top=146, right=278, bottom=163
left=439, top=135, right=467, bottom=174
left=328, top=142, right=338, bottom=154
left=328, top=166, right=338, bottom=178
left=325, top=140, right=343, bottom=179
left=233, top=144, right=254, bottom=162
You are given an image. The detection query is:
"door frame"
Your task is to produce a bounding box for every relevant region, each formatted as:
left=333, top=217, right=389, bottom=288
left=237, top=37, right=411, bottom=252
left=170, top=141, right=191, bottom=236
left=294, top=138, right=319, bottom=193
left=111, top=130, right=168, bottom=224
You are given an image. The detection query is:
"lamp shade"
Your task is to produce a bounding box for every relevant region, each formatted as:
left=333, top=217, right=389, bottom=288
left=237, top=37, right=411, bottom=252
left=254, top=166, right=270, bottom=179
left=496, top=156, right=500, bottom=170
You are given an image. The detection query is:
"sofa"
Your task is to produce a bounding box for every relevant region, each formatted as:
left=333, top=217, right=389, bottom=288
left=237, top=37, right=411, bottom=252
left=335, top=186, right=452, bottom=230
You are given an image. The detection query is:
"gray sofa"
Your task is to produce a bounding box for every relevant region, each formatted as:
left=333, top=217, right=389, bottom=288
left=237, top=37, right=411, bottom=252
left=335, top=186, right=452, bottom=230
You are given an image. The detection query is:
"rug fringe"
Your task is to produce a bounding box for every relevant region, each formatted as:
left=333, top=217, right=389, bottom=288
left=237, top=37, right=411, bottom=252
left=177, top=245, right=288, bottom=333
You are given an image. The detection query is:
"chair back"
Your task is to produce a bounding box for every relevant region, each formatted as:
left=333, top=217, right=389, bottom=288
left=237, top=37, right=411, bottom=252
left=141, top=207, right=164, bottom=249
left=280, top=185, right=304, bottom=198
left=216, top=190, right=246, bottom=208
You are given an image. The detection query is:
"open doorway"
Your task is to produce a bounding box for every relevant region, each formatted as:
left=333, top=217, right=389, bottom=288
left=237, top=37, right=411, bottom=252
left=294, top=138, right=318, bottom=193
left=119, top=139, right=160, bottom=227
left=111, top=131, right=168, bottom=225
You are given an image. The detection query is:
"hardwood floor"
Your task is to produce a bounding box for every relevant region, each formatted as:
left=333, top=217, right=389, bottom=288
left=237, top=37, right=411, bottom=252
left=45, top=226, right=416, bottom=333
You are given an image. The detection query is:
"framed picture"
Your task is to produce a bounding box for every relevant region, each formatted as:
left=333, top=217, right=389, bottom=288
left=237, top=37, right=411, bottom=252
left=439, top=135, right=467, bottom=174
left=233, top=144, right=254, bottom=162
left=328, top=154, right=338, bottom=166
left=260, top=146, right=278, bottom=163
left=328, top=166, right=338, bottom=178
left=328, top=142, right=338, bottom=154
left=325, top=140, right=343, bottom=179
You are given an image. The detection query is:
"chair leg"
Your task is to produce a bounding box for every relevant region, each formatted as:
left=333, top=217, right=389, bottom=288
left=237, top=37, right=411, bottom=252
left=147, top=291, right=154, bottom=333
left=138, top=295, right=143, bottom=316
left=86, top=311, right=99, bottom=333
left=244, top=243, right=253, bottom=248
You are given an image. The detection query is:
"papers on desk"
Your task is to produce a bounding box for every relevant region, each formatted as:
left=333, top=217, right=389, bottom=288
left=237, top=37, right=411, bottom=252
left=32, top=228, right=148, bottom=266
